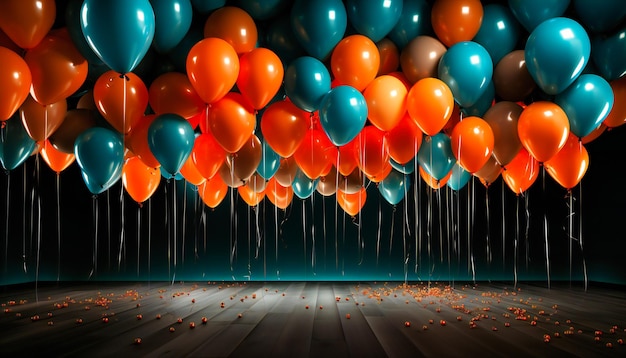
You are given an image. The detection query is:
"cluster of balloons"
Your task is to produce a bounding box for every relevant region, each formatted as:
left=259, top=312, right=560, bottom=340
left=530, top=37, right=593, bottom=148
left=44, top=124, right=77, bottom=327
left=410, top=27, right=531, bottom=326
left=0, top=0, right=624, bottom=216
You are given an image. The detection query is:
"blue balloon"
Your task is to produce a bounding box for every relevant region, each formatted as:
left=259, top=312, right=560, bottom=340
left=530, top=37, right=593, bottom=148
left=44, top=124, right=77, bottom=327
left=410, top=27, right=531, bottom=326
left=264, top=16, right=306, bottom=67
left=257, top=140, right=281, bottom=180
left=473, top=4, right=520, bottom=65
left=390, top=158, right=415, bottom=174
left=388, top=0, right=431, bottom=50
left=573, top=0, right=626, bottom=34
left=592, top=27, right=626, bottom=81
left=291, top=0, right=347, bottom=60
left=524, top=17, right=590, bottom=95
left=555, top=74, right=614, bottom=138
left=64, top=0, right=103, bottom=65
left=438, top=41, right=493, bottom=108
left=151, top=0, right=193, bottom=54
left=148, top=114, right=195, bottom=177
left=0, top=115, right=36, bottom=171
left=461, top=81, right=495, bottom=118
left=81, top=0, right=156, bottom=74
left=74, top=127, right=124, bottom=195
left=417, top=133, right=455, bottom=181
left=319, top=86, right=368, bottom=147
left=236, top=0, right=289, bottom=20
left=292, top=169, right=319, bottom=199
left=284, top=56, right=332, bottom=112
left=190, top=0, right=225, bottom=14
left=508, top=0, right=571, bottom=33
left=447, top=163, right=472, bottom=191
left=379, top=169, right=410, bottom=205
left=346, top=0, right=403, bottom=42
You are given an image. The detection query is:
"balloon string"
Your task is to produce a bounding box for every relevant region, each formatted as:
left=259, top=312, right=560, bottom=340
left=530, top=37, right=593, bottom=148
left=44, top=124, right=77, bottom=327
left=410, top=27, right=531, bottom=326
left=56, top=173, right=61, bottom=282
left=485, top=187, right=492, bottom=266
left=388, top=205, right=396, bottom=278
left=514, top=195, right=519, bottom=289
left=274, top=187, right=279, bottom=279
left=427, top=185, right=432, bottom=284
left=542, top=167, right=551, bottom=289
left=106, top=190, right=111, bottom=270
left=470, top=178, right=476, bottom=284
left=524, top=192, right=530, bottom=271
left=579, top=183, right=588, bottom=291
left=22, top=164, right=27, bottom=274
left=255, top=199, right=262, bottom=260
left=376, top=198, right=381, bottom=267
left=446, top=187, right=451, bottom=285
left=172, top=179, right=178, bottom=285
left=322, top=195, right=327, bottom=272
left=302, top=200, right=307, bottom=278
left=118, top=183, right=125, bottom=271
left=181, top=181, right=187, bottom=267
left=35, top=176, right=41, bottom=303
left=437, top=187, right=443, bottom=263
left=164, top=181, right=170, bottom=280
left=310, top=194, right=316, bottom=275
left=4, top=172, right=9, bottom=274
left=466, top=178, right=471, bottom=274
left=137, top=205, right=141, bottom=277
left=415, top=161, right=421, bottom=276
left=403, top=200, right=408, bottom=285
left=89, top=195, right=98, bottom=280
left=501, top=180, right=506, bottom=270
left=148, top=198, right=151, bottom=285
left=568, top=189, right=573, bottom=286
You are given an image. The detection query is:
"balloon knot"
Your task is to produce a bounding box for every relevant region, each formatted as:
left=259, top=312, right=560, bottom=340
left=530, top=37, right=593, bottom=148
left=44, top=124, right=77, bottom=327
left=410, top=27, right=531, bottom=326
left=1, top=121, right=6, bottom=129
left=138, top=202, right=144, bottom=209
left=119, top=73, right=129, bottom=81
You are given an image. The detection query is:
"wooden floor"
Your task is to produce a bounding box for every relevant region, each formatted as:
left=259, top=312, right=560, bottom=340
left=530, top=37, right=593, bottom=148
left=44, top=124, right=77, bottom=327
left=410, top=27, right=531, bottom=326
left=0, top=281, right=625, bottom=357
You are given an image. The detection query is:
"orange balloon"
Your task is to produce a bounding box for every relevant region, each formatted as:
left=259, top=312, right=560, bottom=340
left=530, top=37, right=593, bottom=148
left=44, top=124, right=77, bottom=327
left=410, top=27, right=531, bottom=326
left=126, top=114, right=161, bottom=168
left=19, top=96, right=66, bottom=141
left=376, top=38, right=400, bottom=76
left=474, top=155, right=502, bottom=187
left=0, top=0, right=56, bottom=49
left=41, top=139, right=74, bottom=173
left=330, top=35, right=380, bottom=92
left=387, top=113, right=423, bottom=165
left=180, top=155, right=206, bottom=186
left=517, top=101, right=570, bottom=163
left=266, top=177, right=293, bottom=210
left=544, top=134, right=589, bottom=190
left=199, top=175, right=229, bottom=208
left=274, top=156, right=298, bottom=187
left=238, top=185, right=265, bottom=207
left=581, top=123, right=607, bottom=144
left=502, top=148, right=539, bottom=195
left=337, top=188, right=367, bottom=217
left=187, top=37, right=239, bottom=104
left=237, top=48, right=284, bottom=110
left=48, top=109, right=98, bottom=154
left=260, top=100, right=310, bottom=158
left=450, top=116, right=494, bottom=173
left=420, top=166, right=451, bottom=190
left=94, top=71, right=148, bottom=134
left=338, top=140, right=359, bottom=176
left=149, top=72, right=205, bottom=121
left=207, top=92, right=256, bottom=153
left=203, top=6, right=257, bottom=55
left=431, top=0, right=484, bottom=47
left=340, top=168, right=364, bottom=194
left=366, top=163, right=392, bottom=183
left=0, top=28, right=21, bottom=54
left=246, top=172, right=267, bottom=193
left=0, top=47, right=32, bottom=121
left=224, top=134, right=262, bottom=182
left=355, top=126, right=391, bottom=182
left=24, top=34, right=87, bottom=105
left=192, top=132, right=226, bottom=180
left=407, top=78, right=454, bottom=136
left=602, top=76, right=626, bottom=128
left=294, top=128, right=337, bottom=179
left=316, top=167, right=338, bottom=196
left=364, top=75, right=408, bottom=132
left=122, top=156, right=161, bottom=204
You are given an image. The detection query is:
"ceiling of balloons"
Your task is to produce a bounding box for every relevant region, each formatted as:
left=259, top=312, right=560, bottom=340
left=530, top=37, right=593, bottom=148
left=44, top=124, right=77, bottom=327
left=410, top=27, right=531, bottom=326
left=0, top=0, right=625, bottom=283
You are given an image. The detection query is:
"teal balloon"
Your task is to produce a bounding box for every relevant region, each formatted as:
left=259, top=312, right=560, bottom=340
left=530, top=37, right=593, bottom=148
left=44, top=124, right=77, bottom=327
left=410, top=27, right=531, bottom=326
left=65, top=0, right=103, bottom=65
left=447, top=163, right=471, bottom=191
left=555, top=74, right=614, bottom=138
left=190, top=0, right=225, bottom=13
left=524, top=17, right=591, bottom=95
left=161, top=167, right=184, bottom=180
left=319, top=86, right=368, bottom=147
left=379, top=169, right=409, bottom=205
left=592, top=27, right=626, bottom=81
left=257, top=140, right=281, bottom=180
left=388, top=0, right=431, bottom=50
left=508, top=0, right=570, bottom=33
left=167, top=27, right=203, bottom=72
left=417, top=133, right=455, bottom=181
left=80, top=0, right=156, bottom=74
left=438, top=41, right=493, bottom=108
left=346, top=0, right=403, bottom=42
left=291, top=0, right=347, bottom=60
left=573, top=0, right=626, bottom=34
left=292, top=169, right=319, bottom=199
left=74, top=127, right=124, bottom=195
left=264, top=16, right=306, bottom=67
left=151, top=0, right=193, bottom=54
left=473, top=4, right=520, bottom=65
left=0, top=115, right=36, bottom=171
left=236, top=0, right=289, bottom=20
left=390, top=158, right=415, bottom=174
left=461, top=81, right=495, bottom=117
left=284, top=56, right=332, bottom=112
left=148, top=114, right=195, bottom=177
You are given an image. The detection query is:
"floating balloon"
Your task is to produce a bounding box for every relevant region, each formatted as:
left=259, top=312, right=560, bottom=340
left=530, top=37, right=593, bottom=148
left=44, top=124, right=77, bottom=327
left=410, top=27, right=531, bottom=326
left=461, top=81, right=494, bottom=118
left=292, top=168, right=319, bottom=199
left=355, top=126, right=391, bottom=182
left=337, top=188, right=367, bottom=217
left=447, top=163, right=472, bottom=191
left=508, top=0, right=571, bottom=33
left=387, top=113, right=423, bottom=165
left=0, top=47, right=32, bottom=121
left=544, top=134, right=589, bottom=189
left=190, top=0, right=225, bottom=13
left=151, top=0, right=193, bottom=53
left=207, top=92, right=256, bottom=153
left=591, top=27, right=626, bottom=82
left=420, top=166, right=450, bottom=190
left=517, top=101, right=570, bottom=162
left=199, top=175, right=228, bottom=208
left=331, top=35, right=380, bottom=92
left=474, top=155, right=502, bottom=187
left=148, top=113, right=195, bottom=176
left=379, top=168, right=409, bottom=205
left=338, top=140, right=359, bottom=176
left=238, top=184, right=265, bottom=206
left=126, top=114, right=161, bottom=168
left=451, top=116, right=495, bottom=173
left=0, top=0, right=56, bottom=49
left=502, top=148, right=539, bottom=195
left=225, top=134, right=262, bottom=182
left=235, top=0, right=289, bottom=20
left=319, top=86, right=368, bottom=147
left=431, top=0, right=483, bottom=47
left=294, top=128, right=336, bottom=179
left=291, top=0, right=347, bottom=60
left=603, top=76, right=626, bottom=128
left=346, top=0, right=402, bottom=42
left=265, top=16, right=306, bottom=67
left=473, top=4, right=520, bottom=66
left=573, top=0, right=626, bottom=34
left=407, top=78, right=454, bottom=136
left=364, top=75, right=407, bottom=132
left=64, top=0, right=102, bottom=64
left=388, top=0, right=431, bottom=50
left=256, top=139, right=281, bottom=180
left=376, top=39, right=400, bottom=76
left=237, top=48, right=284, bottom=110
left=390, top=158, right=415, bottom=174
left=417, top=133, right=455, bottom=181
left=483, top=101, right=523, bottom=166
left=274, top=156, right=298, bottom=187
left=316, top=167, right=338, bottom=196
left=149, top=72, right=205, bottom=120
left=493, top=50, right=536, bottom=102
left=122, top=156, right=161, bottom=203
left=400, top=36, right=447, bottom=84
left=41, top=140, right=75, bottom=174
left=19, top=96, right=67, bottom=142
left=191, top=132, right=226, bottom=180
left=74, top=127, right=124, bottom=195
left=284, top=56, right=332, bottom=112
left=186, top=37, right=239, bottom=104
left=203, top=6, right=257, bottom=55
left=0, top=115, right=37, bottom=171
left=260, top=100, right=309, bottom=158
left=93, top=71, right=149, bottom=135
left=179, top=154, right=206, bottom=186
left=266, top=177, right=294, bottom=209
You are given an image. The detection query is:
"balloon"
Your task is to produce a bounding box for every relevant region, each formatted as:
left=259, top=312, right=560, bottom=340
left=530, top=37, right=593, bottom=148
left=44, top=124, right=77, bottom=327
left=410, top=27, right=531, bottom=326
left=355, top=126, right=391, bottom=182
left=260, top=100, right=309, bottom=158
left=199, top=175, right=228, bottom=208
left=19, top=96, right=67, bottom=142
left=581, top=123, right=607, bottom=144
left=337, top=188, right=367, bottom=217
left=474, top=155, right=502, bottom=187
left=388, top=0, right=431, bottom=50
left=345, top=0, right=402, bottom=42
left=218, top=161, right=245, bottom=188
left=80, top=0, right=155, bottom=74
left=191, top=132, right=226, bottom=180
left=264, top=16, right=306, bottom=67
left=203, top=6, right=257, bottom=55
left=186, top=37, right=239, bottom=104
left=292, top=169, right=319, bottom=199
left=417, top=133, right=455, bottom=181
left=126, top=114, right=161, bottom=168
left=319, top=86, right=368, bottom=147
left=451, top=116, right=495, bottom=173
left=473, top=4, right=520, bottom=66
left=603, top=76, right=626, bottom=128
left=447, top=163, right=472, bottom=191
left=493, top=50, right=536, bottom=102
left=284, top=56, right=332, bottom=112
left=179, top=154, right=206, bottom=186
left=555, top=74, right=614, bottom=138
left=166, top=26, right=203, bottom=72
left=524, top=17, right=590, bottom=95
left=438, top=41, right=493, bottom=108
left=407, top=78, right=454, bottom=136
left=508, top=0, right=571, bottom=33
left=338, top=140, right=359, bottom=176
left=0, top=115, right=37, bottom=171
left=0, top=0, right=55, bottom=49
left=93, top=71, right=149, bottom=134
left=544, top=134, right=589, bottom=189
left=149, top=72, right=205, bottom=120
left=238, top=184, right=265, bottom=206
left=376, top=39, right=400, bottom=76
left=431, top=0, right=483, bottom=47
left=483, top=101, right=523, bottom=166
left=224, top=134, right=262, bottom=182
left=573, top=0, right=626, bottom=34
left=461, top=81, right=494, bottom=118
left=245, top=172, right=267, bottom=193
left=502, top=148, right=539, bottom=195
left=207, top=92, right=256, bottom=153
left=64, top=0, right=103, bottom=64
left=387, top=113, right=423, bottom=165
left=24, top=35, right=88, bottom=105
left=0, top=47, right=32, bottom=121
left=400, top=36, right=446, bottom=84
left=294, top=128, right=336, bottom=179
left=74, top=127, right=124, bottom=195
left=148, top=113, right=195, bottom=176
left=237, top=48, right=284, bottom=110
left=591, top=27, right=626, bottom=82
left=331, top=35, right=380, bottom=92
left=364, top=75, right=407, bottom=132
left=419, top=166, right=450, bottom=190
left=151, top=0, right=192, bottom=53
left=257, top=139, right=281, bottom=180
left=122, top=156, right=161, bottom=203
left=340, top=168, right=363, bottom=194
left=316, top=167, right=338, bottom=196
left=274, top=156, right=298, bottom=187
left=266, top=177, right=294, bottom=209
left=291, top=0, right=347, bottom=60
left=518, top=101, right=570, bottom=162
left=379, top=168, right=409, bottom=205
left=41, top=140, right=75, bottom=174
